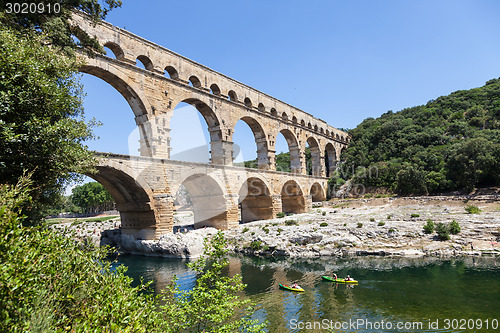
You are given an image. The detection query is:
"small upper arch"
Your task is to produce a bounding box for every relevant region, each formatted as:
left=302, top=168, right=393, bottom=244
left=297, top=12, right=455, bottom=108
left=189, top=75, right=202, bottom=88
left=244, top=97, right=252, bottom=108
left=103, top=42, right=124, bottom=60
left=307, top=122, right=312, bottom=129
left=136, top=55, right=154, bottom=71
left=292, top=116, right=298, bottom=124
left=270, top=108, right=278, bottom=117
left=300, top=119, right=306, bottom=126
left=210, top=83, right=221, bottom=95
left=320, top=128, right=324, bottom=134
left=228, top=90, right=238, bottom=102
left=314, top=124, right=318, bottom=132
left=164, top=65, right=179, bottom=80
left=282, top=112, right=288, bottom=121
left=258, top=103, right=265, bottom=112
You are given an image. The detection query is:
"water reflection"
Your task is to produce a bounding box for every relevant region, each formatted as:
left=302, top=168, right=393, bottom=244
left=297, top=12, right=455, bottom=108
left=114, top=254, right=500, bottom=332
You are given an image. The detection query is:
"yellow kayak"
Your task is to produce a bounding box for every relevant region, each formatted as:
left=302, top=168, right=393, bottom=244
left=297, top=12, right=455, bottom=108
left=322, top=276, right=358, bottom=284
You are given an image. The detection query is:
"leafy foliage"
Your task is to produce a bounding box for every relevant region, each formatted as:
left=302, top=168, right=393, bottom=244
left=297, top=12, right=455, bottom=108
left=465, top=204, right=481, bottom=214
left=435, top=222, right=450, bottom=241
left=0, top=20, right=100, bottom=222
left=71, top=182, right=113, bottom=212
left=341, top=78, right=500, bottom=194
left=0, top=0, right=121, bottom=56
left=161, top=232, right=265, bottom=332
left=449, top=219, right=461, bottom=235
left=0, top=180, right=265, bottom=332
left=423, top=219, right=435, bottom=234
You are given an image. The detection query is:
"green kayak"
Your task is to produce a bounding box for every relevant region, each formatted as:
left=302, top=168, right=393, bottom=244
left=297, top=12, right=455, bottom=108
left=322, top=276, right=358, bottom=284
left=279, top=283, right=305, bottom=292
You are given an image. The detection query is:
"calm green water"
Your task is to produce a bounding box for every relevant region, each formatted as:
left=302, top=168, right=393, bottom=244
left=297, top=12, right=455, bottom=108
left=115, top=255, right=500, bottom=332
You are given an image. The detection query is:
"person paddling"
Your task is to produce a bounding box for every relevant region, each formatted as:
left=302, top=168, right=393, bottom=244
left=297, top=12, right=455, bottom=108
left=345, top=275, right=353, bottom=281
left=332, top=273, right=338, bottom=280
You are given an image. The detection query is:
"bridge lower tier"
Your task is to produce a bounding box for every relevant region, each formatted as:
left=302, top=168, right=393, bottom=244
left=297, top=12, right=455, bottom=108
left=92, top=153, right=329, bottom=239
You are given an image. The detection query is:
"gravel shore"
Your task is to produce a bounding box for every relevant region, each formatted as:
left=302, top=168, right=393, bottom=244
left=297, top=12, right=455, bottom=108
left=52, top=196, right=500, bottom=258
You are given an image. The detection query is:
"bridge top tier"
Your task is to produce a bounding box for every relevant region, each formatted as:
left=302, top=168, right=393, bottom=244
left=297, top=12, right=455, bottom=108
left=73, top=12, right=350, bottom=143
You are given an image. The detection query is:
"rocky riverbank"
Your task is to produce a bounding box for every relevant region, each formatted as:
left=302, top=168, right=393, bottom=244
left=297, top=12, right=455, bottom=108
left=53, top=196, right=500, bottom=258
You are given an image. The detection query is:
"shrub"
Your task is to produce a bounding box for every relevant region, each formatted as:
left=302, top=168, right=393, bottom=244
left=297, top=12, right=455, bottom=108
left=262, top=227, right=270, bottom=234
left=242, top=227, right=249, bottom=233
left=357, top=222, right=363, bottom=228
left=276, top=212, right=285, bottom=218
left=277, top=228, right=283, bottom=234
left=388, top=228, right=396, bottom=233
left=320, top=222, right=328, bottom=227
left=285, top=220, right=298, bottom=226
left=411, top=213, right=420, bottom=218
left=435, top=222, right=450, bottom=241
left=423, top=219, right=435, bottom=234
left=250, top=240, right=262, bottom=251
left=370, top=218, right=375, bottom=222
left=449, top=220, right=461, bottom=234
left=465, top=205, right=481, bottom=214
left=378, top=221, right=385, bottom=226
left=322, top=211, right=326, bottom=216
left=387, top=215, right=392, bottom=219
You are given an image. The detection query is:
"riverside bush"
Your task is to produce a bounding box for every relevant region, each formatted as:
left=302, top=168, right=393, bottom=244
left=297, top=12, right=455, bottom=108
left=276, top=212, right=285, bottom=218
left=465, top=205, right=481, bottom=214
left=449, top=220, right=461, bottom=234
left=320, top=222, right=328, bottom=227
left=435, top=222, right=450, bottom=241
left=378, top=221, right=385, bottom=226
left=423, top=219, right=435, bottom=234
left=0, top=179, right=265, bottom=333
left=285, top=220, right=298, bottom=226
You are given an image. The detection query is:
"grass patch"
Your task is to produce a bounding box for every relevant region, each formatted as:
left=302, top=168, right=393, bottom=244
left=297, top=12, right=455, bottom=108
left=82, top=216, right=117, bottom=223
left=320, top=222, right=328, bottom=227
left=357, top=222, right=363, bottom=228
left=410, top=213, right=420, bottom=218
left=285, top=220, right=298, bottom=226
left=370, top=218, right=375, bottom=222
left=378, top=221, right=385, bottom=226
left=276, top=212, right=285, bottom=218
left=242, top=227, right=249, bottom=233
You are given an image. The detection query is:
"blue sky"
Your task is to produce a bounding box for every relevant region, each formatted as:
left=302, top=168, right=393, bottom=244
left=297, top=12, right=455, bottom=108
left=78, top=0, right=500, bottom=185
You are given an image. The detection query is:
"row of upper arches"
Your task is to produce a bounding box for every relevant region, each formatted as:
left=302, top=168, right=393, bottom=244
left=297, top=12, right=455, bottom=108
left=102, top=41, right=350, bottom=144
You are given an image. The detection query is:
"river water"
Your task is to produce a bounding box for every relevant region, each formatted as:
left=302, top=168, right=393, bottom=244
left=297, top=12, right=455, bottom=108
left=115, top=254, right=500, bottom=332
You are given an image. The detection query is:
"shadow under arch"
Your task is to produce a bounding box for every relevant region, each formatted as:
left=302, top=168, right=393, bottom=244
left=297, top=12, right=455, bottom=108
left=310, top=182, right=326, bottom=202
left=281, top=180, right=306, bottom=214
left=324, top=142, right=337, bottom=177
left=177, top=173, right=230, bottom=229
left=233, top=116, right=270, bottom=169
left=239, top=177, right=274, bottom=223
left=87, top=163, right=156, bottom=239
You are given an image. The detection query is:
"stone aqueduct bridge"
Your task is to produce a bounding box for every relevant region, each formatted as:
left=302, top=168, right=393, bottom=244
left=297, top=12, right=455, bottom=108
left=74, top=14, right=349, bottom=239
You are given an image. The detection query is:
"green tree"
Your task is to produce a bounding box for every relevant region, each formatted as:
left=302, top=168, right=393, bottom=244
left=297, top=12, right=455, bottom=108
left=0, top=1, right=121, bottom=221
left=0, top=178, right=265, bottom=332
left=71, top=182, right=113, bottom=213
left=161, top=231, right=265, bottom=332
left=1, top=0, right=121, bottom=55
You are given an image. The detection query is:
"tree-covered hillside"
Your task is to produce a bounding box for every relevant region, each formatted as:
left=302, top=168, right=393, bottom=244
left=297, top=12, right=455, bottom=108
left=340, top=78, right=500, bottom=194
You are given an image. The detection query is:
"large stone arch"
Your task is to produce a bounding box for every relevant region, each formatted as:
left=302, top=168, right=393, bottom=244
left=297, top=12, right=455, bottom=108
left=281, top=180, right=306, bottom=214
left=306, top=136, right=322, bottom=177
left=324, top=142, right=337, bottom=177
left=170, top=97, right=227, bottom=165
left=310, top=182, right=326, bottom=202
left=276, top=129, right=302, bottom=173
left=79, top=60, right=163, bottom=158
left=177, top=173, right=231, bottom=229
left=87, top=160, right=157, bottom=239
left=232, top=116, right=270, bottom=169
left=238, top=177, right=273, bottom=223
